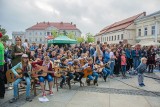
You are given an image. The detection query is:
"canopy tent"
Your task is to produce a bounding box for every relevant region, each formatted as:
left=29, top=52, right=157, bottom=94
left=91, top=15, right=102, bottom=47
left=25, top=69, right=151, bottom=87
left=48, top=35, right=77, bottom=44
left=132, top=40, right=160, bottom=48
left=138, top=40, right=160, bottom=46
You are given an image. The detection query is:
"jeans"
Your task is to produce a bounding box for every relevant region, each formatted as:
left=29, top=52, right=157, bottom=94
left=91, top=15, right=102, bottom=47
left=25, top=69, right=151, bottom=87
left=138, top=73, right=144, bottom=84
left=38, top=74, right=53, bottom=83
left=102, top=68, right=110, bottom=78
left=121, top=65, right=126, bottom=73
left=110, top=61, right=115, bottom=75
left=133, top=57, right=140, bottom=70
left=88, top=72, right=98, bottom=81
left=13, top=77, right=31, bottom=98
left=61, top=75, right=66, bottom=84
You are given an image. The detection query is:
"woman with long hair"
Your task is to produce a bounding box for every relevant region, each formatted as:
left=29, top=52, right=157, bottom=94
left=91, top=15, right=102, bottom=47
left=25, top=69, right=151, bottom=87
left=12, top=37, right=25, bottom=67
left=9, top=54, right=32, bottom=103
left=94, top=45, right=103, bottom=64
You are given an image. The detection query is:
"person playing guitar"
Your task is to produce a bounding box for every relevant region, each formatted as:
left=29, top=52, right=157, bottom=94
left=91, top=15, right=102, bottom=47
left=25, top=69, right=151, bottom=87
left=32, top=56, right=54, bottom=97
left=59, top=57, right=73, bottom=89
left=72, top=59, right=84, bottom=85
left=96, top=55, right=110, bottom=82
left=82, top=57, right=99, bottom=86
left=9, top=54, right=32, bottom=103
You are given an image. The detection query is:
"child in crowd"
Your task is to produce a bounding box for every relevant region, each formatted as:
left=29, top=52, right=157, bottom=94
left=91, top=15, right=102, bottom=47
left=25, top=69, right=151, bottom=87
left=121, top=51, right=127, bottom=79
left=136, top=57, right=147, bottom=87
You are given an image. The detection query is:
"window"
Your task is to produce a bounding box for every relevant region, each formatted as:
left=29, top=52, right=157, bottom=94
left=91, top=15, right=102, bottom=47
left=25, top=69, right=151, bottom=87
left=29, top=32, right=32, bottom=35
left=121, top=34, right=123, bottom=40
left=40, top=32, right=42, bottom=35
left=144, top=27, right=147, bottom=36
left=105, top=37, right=106, bottom=41
left=107, top=37, right=108, bottom=41
left=47, top=32, right=50, bottom=35
left=151, top=26, right=155, bottom=35
left=118, top=35, right=120, bottom=40
left=114, top=35, right=116, bottom=40
left=35, top=32, right=37, bottom=35
left=44, top=32, right=46, bottom=35
left=40, top=38, right=42, bottom=42
left=138, top=29, right=141, bottom=36
left=35, top=38, right=37, bottom=41
left=112, top=36, right=113, bottom=41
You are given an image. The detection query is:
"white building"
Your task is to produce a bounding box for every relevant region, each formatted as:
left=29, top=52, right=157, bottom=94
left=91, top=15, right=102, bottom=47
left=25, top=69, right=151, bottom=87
left=12, top=22, right=81, bottom=44
left=25, top=22, right=81, bottom=44
left=95, top=12, right=146, bottom=45
left=135, top=10, right=160, bottom=43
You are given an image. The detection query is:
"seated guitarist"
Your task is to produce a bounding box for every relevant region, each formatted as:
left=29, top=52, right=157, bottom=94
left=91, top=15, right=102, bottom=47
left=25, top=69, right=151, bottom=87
left=59, top=57, right=73, bottom=89
left=32, top=56, right=54, bottom=97
left=82, top=58, right=99, bottom=85
left=96, top=55, right=110, bottom=82
left=9, top=54, right=32, bottom=103
left=72, top=59, right=84, bottom=84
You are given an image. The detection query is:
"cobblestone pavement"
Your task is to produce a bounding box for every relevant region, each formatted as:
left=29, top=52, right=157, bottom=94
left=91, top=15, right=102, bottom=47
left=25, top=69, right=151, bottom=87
left=0, top=71, right=160, bottom=107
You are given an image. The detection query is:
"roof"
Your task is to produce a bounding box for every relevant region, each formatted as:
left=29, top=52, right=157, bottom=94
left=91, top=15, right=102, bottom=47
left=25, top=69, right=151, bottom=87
left=136, top=10, right=160, bottom=22
left=97, top=12, right=145, bottom=36
left=26, top=22, right=79, bottom=30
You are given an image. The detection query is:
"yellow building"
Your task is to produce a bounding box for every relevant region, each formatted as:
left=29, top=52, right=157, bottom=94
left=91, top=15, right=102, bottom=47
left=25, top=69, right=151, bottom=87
left=95, top=12, right=145, bottom=45
left=135, top=10, right=160, bottom=43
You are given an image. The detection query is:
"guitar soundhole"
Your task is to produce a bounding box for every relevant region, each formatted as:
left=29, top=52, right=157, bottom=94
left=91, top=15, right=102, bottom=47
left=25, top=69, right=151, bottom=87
left=10, top=73, right=13, bottom=79
left=38, top=70, right=43, bottom=75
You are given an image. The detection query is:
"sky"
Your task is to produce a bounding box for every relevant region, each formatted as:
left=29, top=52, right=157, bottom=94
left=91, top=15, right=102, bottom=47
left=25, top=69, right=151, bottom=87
left=0, top=0, right=160, bottom=38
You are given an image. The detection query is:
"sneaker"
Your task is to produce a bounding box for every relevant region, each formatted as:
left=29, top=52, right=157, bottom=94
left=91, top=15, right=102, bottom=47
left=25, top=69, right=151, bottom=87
left=49, top=91, right=53, bottom=96
left=141, top=83, right=145, bottom=86
left=42, top=92, right=46, bottom=97
left=9, top=98, right=18, bottom=103
left=139, top=84, right=143, bottom=87
left=26, top=97, right=32, bottom=102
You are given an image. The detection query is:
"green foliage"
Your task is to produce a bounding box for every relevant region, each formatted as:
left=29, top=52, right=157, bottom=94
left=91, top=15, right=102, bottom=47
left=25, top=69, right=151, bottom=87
left=51, top=29, right=58, bottom=38
left=67, top=32, right=75, bottom=39
left=0, top=25, right=9, bottom=42
left=86, top=33, right=95, bottom=43
left=1, top=35, right=9, bottom=42
left=76, top=37, right=84, bottom=43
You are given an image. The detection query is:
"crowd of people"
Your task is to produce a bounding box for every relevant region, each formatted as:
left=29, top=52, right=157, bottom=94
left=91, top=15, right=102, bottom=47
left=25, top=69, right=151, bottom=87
left=0, top=36, right=160, bottom=103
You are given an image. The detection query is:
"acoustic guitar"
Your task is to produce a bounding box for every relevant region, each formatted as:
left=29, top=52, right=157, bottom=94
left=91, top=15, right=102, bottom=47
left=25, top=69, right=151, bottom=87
left=83, top=67, right=93, bottom=78
left=6, top=69, right=28, bottom=82
left=54, top=67, right=69, bottom=77
left=32, top=65, right=48, bottom=77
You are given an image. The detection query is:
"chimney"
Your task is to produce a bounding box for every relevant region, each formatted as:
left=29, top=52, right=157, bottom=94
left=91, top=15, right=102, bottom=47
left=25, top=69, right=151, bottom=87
left=48, top=22, right=50, bottom=25
left=74, top=24, right=76, bottom=27
left=60, top=22, right=63, bottom=24
left=37, top=22, right=38, bottom=25
left=43, top=21, right=45, bottom=24
left=71, top=22, right=73, bottom=25
left=143, top=12, right=146, bottom=16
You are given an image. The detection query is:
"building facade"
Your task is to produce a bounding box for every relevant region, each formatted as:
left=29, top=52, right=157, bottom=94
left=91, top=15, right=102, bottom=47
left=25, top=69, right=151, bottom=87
left=95, top=12, right=146, bottom=45
left=135, top=10, right=160, bottom=43
left=12, top=22, right=81, bottom=44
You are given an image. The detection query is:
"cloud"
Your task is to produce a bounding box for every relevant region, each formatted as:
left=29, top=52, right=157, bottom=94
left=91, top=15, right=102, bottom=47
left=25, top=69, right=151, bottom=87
left=0, top=0, right=160, bottom=38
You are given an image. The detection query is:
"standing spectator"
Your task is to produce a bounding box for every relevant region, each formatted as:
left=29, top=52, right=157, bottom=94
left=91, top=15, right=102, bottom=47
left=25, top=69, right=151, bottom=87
left=121, top=51, right=127, bottom=78
left=147, top=46, right=156, bottom=73
left=0, top=32, right=5, bottom=99
left=11, top=37, right=25, bottom=67
left=132, top=46, right=141, bottom=70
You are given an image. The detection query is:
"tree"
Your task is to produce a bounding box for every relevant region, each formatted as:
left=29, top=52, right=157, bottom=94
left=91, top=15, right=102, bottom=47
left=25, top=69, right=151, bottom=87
left=51, top=29, right=58, bottom=38
left=0, top=25, right=9, bottom=42
left=86, top=33, right=95, bottom=43
left=76, top=37, right=84, bottom=43
left=67, top=32, right=75, bottom=39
